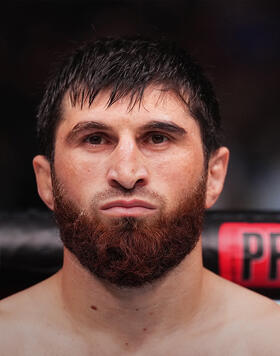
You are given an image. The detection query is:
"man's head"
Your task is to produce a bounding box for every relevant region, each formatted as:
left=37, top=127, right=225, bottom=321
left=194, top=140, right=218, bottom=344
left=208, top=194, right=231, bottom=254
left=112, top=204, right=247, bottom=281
left=33, top=37, right=229, bottom=288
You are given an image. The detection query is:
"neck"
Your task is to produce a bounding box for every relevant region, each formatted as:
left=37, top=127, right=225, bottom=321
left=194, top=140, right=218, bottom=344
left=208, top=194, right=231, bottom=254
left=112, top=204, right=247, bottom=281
left=56, top=239, right=207, bottom=346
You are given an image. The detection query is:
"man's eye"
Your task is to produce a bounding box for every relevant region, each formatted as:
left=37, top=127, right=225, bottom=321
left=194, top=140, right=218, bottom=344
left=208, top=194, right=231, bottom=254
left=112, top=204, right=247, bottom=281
left=149, top=134, right=169, bottom=144
left=85, top=135, right=104, bottom=145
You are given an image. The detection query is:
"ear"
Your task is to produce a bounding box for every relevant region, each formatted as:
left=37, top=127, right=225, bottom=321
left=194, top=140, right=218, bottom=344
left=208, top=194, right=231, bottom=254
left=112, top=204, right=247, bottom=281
left=33, top=155, right=54, bottom=210
left=205, top=147, right=229, bottom=209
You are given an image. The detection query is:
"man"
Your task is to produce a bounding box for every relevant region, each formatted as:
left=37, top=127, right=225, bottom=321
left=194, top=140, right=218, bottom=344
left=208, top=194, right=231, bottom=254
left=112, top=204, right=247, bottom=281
left=1, top=37, right=280, bottom=355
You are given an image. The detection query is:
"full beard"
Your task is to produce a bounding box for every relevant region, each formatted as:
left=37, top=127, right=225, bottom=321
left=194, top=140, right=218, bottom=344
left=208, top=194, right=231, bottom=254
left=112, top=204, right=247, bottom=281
left=52, top=174, right=207, bottom=288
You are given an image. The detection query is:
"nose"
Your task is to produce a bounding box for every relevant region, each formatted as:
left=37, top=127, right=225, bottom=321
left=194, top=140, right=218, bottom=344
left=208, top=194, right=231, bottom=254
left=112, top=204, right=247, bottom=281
left=106, top=137, right=149, bottom=191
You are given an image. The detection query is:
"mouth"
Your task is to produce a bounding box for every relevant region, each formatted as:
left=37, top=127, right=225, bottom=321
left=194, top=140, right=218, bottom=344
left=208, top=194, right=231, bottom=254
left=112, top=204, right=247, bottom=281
left=100, top=200, right=157, bottom=217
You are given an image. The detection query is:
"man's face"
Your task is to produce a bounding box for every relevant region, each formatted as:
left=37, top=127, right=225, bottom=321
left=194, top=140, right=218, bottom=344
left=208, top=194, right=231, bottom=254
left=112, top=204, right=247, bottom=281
left=54, top=86, right=206, bottom=216
left=39, top=86, right=215, bottom=287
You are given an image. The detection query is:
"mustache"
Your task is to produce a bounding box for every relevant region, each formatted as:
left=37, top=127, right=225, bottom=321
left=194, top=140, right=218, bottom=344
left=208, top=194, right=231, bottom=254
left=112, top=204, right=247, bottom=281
left=90, top=187, right=166, bottom=203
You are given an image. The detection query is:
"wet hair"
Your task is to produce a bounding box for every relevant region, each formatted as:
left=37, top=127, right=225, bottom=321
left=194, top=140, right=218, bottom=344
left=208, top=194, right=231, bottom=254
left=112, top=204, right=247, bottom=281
left=37, top=37, right=223, bottom=161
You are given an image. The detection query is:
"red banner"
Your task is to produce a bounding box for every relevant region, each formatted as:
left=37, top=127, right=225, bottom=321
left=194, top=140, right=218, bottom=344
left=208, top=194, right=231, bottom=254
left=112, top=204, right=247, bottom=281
left=219, top=223, right=280, bottom=287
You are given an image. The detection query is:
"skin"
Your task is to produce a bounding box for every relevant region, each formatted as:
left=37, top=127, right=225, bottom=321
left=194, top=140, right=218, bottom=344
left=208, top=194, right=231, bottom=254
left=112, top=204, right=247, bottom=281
left=1, top=86, right=280, bottom=355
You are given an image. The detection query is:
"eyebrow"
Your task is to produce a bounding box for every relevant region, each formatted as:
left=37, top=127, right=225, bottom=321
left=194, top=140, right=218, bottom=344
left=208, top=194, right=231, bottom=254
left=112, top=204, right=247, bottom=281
left=66, top=120, right=187, bottom=143
left=66, top=121, right=112, bottom=143
left=140, top=121, right=187, bottom=136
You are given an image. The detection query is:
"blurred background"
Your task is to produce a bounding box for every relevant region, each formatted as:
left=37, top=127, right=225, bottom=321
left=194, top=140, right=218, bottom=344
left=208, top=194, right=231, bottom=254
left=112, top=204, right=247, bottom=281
left=1, top=0, right=279, bottom=212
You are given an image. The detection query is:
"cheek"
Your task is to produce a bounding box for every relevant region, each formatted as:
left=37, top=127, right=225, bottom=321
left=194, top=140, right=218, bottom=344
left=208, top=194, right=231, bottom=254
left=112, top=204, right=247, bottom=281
left=151, top=150, right=203, bottom=201
left=53, top=151, right=105, bottom=204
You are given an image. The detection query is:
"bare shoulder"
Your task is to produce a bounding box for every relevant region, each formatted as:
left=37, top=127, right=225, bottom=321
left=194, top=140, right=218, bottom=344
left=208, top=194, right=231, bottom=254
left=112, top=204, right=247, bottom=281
left=204, top=269, right=280, bottom=355
left=0, top=274, right=90, bottom=356
left=0, top=290, right=31, bottom=353
left=236, top=295, right=280, bottom=356
left=0, top=274, right=57, bottom=317
left=0, top=275, right=60, bottom=354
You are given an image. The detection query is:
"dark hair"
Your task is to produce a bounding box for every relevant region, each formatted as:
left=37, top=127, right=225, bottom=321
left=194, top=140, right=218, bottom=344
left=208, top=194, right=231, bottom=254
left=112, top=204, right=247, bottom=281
left=37, top=37, right=223, bottom=161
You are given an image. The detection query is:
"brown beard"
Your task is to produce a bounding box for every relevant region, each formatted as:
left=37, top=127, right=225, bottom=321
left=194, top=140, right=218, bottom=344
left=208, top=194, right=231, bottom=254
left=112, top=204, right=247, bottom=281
left=52, top=173, right=207, bottom=288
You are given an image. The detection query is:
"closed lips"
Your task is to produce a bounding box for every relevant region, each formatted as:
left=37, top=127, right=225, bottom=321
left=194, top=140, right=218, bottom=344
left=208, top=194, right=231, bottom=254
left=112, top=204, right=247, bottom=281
left=101, top=200, right=156, bottom=209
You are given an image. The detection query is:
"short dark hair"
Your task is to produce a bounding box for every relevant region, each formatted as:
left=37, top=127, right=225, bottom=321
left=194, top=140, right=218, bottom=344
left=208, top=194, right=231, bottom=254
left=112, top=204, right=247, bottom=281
left=37, top=37, right=223, bottom=161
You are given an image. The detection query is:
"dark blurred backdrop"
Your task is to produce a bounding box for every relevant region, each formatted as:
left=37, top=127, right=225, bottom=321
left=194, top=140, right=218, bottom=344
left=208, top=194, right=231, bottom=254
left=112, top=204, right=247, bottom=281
left=1, top=0, right=280, bottom=211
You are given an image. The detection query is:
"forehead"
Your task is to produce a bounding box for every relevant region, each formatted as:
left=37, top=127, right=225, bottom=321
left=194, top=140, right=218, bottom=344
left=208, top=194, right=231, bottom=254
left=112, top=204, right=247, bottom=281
left=59, top=85, right=199, bottom=133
